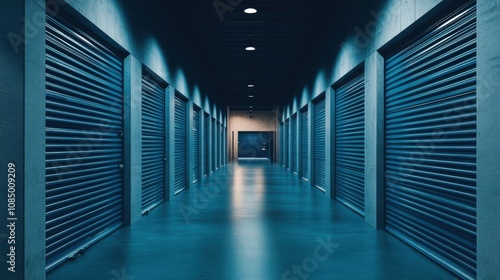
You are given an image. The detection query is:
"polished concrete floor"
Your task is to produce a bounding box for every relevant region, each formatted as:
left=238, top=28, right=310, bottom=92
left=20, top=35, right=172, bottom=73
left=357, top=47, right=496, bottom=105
left=47, top=160, right=455, bottom=280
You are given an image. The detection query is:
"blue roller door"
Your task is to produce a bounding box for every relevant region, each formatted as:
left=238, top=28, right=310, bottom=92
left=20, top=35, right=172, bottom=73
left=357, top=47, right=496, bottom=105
left=334, top=72, right=365, bottom=215
left=285, top=120, right=289, bottom=169
left=313, top=98, right=326, bottom=191
left=174, top=95, right=187, bottom=194
left=212, top=118, right=216, bottom=171
left=45, top=14, right=124, bottom=270
left=291, top=115, right=298, bottom=173
left=192, top=108, right=200, bottom=183
left=384, top=1, right=476, bottom=278
left=141, top=72, right=166, bottom=213
left=300, top=109, right=309, bottom=181
left=279, top=123, right=284, bottom=166
left=204, top=113, right=210, bottom=176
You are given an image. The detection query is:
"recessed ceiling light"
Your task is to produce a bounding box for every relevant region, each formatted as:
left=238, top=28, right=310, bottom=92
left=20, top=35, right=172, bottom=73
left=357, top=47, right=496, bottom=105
left=245, top=46, right=256, bottom=51
left=249, top=95, right=254, bottom=98
left=244, top=8, right=257, bottom=14
left=247, top=84, right=255, bottom=88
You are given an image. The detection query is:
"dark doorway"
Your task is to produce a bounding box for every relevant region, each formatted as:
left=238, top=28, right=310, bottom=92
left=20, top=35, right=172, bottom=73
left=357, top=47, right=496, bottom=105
left=238, top=132, right=273, bottom=160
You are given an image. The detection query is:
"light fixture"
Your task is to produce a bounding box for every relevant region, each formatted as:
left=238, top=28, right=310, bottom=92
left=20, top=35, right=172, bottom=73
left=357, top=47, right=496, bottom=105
left=247, top=84, right=255, bottom=88
left=249, top=106, right=253, bottom=109
left=249, top=95, right=254, bottom=98
left=246, top=35, right=255, bottom=51
left=244, top=8, right=257, bottom=14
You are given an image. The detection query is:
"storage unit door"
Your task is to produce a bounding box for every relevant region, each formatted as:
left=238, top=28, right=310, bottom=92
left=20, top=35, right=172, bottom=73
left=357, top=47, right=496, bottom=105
left=217, top=123, right=221, bottom=168
left=313, top=98, right=326, bottom=191
left=335, top=72, right=365, bottom=216
left=285, top=120, right=289, bottom=169
left=212, top=119, right=216, bottom=171
left=279, top=123, right=283, bottom=165
left=45, top=15, right=124, bottom=270
left=141, top=73, right=166, bottom=213
left=291, top=116, right=297, bottom=173
left=192, top=109, right=200, bottom=183
left=384, top=2, right=476, bottom=278
left=300, top=110, right=309, bottom=180
left=204, top=114, right=210, bottom=176
left=174, top=96, right=187, bottom=194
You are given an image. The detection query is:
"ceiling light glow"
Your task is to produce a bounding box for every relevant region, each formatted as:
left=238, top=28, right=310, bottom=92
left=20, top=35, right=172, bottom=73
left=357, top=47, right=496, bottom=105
left=245, top=46, right=256, bottom=51
left=244, top=8, right=257, bottom=14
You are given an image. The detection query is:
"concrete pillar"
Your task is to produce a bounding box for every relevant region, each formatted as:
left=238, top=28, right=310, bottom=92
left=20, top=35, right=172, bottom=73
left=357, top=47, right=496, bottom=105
left=123, top=55, right=142, bottom=225
left=166, top=86, right=176, bottom=200
left=0, top=0, right=47, bottom=279
left=476, top=0, right=500, bottom=278
left=364, top=52, right=385, bottom=229
left=325, top=88, right=336, bottom=199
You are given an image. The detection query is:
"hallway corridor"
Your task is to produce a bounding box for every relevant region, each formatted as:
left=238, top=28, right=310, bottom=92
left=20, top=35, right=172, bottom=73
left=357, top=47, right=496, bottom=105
left=47, top=160, right=454, bottom=280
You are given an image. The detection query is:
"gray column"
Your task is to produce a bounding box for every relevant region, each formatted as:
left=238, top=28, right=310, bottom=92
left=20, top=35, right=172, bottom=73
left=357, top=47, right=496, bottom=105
left=364, top=52, right=385, bottom=229
left=325, top=88, right=335, bottom=199
left=15, top=1, right=47, bottom=279
left=477, top=0, right=500, bottom=278
left=166, top=86, right=176, bottom=200
left=123, top=55, right=142, bottom=225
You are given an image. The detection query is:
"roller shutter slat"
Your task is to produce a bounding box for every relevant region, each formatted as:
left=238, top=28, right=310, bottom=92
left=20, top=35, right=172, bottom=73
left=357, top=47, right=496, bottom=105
left=313, top=98, right=326, bottom=191
left=384, top=2, right=476, bottom=279
left=141, top=73, right=166, bottom=213
left=301, top=110, right=308, bottom=180
left=291, top=116, right=298, bottom=173
left=335, top=73, right=365, bottom=215
left=175, top=96, right=188, bottom=194
left=45, top=14, right=124, bottom=271
left=192, top=109, right=201, bottom=183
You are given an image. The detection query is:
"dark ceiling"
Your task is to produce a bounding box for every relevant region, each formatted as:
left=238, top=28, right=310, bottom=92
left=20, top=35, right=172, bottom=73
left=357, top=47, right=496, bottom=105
left=163, top=0, right=342, bottom=111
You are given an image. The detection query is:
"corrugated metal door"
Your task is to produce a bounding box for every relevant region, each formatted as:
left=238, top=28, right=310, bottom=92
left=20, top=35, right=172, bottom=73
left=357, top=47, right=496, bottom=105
left=192, top=108, right=200, bottom=183
left=280, top=123, right=284, bottom=166
left=300, top=109, right=309, bottom=181
left=217, top=122, right=221, bottom=168
left=204, top=113, right=210, bottom=176
left=45, top=15, right=124, bottom=270
left=141, top=72, right=166, bottom=213
left=285, top=120, right=289, bottom=169
left=174, top=95, right=187, bottom=194
left=384, top=2, right=476, bottom=278
left=212, top=118, right=216, bottom=171
left=335, top=72, right=365, bottom=215
left=313, top=98, right=326, bottom=191
left=291, top=115, right=298, bottom=173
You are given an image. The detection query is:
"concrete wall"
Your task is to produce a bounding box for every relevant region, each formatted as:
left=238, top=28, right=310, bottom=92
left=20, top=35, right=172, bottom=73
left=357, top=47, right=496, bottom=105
left=476, top=0, right=500, bottom=278
left=228, top=110, right=278, bottom=161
